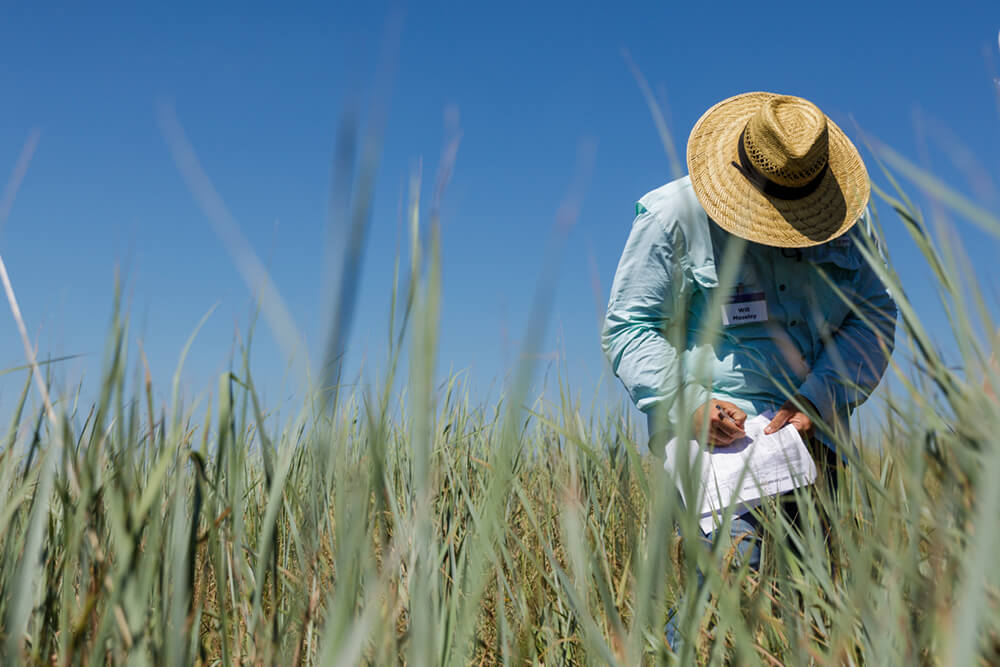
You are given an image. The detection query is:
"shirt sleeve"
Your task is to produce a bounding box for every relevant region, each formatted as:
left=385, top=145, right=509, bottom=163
left=796, top=234, right=898, bottom=425
left=601, top=210, right=709, bottom=432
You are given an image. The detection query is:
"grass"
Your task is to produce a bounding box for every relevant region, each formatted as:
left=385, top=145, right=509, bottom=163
left=1, top=128, right=1000, bottom=665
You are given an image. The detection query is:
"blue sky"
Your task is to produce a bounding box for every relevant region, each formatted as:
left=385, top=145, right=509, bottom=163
left=1, top=1, right=998, bottom=425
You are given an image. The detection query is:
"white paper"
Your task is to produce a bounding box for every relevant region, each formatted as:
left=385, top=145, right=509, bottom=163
left=663, top=414, right=817, bottom=532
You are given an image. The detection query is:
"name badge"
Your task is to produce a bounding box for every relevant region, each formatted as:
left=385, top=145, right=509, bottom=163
left=722, top=291, right=768, bottom=326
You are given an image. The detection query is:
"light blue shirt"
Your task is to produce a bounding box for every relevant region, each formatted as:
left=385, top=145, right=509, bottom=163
left=602, top=176, right=897, bottom=453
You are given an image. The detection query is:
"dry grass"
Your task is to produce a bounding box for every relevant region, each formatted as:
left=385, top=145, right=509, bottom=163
left=1, top=137, right=999, bottom=665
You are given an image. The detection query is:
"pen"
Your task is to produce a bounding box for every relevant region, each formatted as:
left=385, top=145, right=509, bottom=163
left=717, top=405, right=745, bottom=433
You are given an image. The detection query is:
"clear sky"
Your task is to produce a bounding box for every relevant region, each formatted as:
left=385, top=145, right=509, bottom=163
left=1, top=1, right=998, bottom=425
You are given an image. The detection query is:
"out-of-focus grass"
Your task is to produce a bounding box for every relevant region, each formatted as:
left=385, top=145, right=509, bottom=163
left=1, top=136, right=999, bottom=665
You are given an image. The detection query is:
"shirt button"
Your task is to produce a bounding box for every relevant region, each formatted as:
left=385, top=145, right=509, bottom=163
left=779, top=284, right=786, bottom=291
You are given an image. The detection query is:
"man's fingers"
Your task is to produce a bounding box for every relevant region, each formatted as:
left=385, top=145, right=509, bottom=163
left=714, top=401, right=747, bottom=432
left=703, top=397, right=812, bottom=441
left=708, top=428, right=738, bottom=446
left=716, top=400, right=747, bottom=426
left=765, top=408, right=792, bottom=434
left=788, top=412, right=813, bottom=434
left=709, top=410, right=747, bottom=446
left=717, top=414, right=745, bottom=439
left=713, top=420, right=743, bottom=441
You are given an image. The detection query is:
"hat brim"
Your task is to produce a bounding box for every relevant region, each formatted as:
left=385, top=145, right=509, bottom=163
left=687, top=92, right=870, bottom=248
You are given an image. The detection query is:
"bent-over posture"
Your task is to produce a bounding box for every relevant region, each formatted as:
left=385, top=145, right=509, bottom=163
left=601, top=92, right=897, bottom=648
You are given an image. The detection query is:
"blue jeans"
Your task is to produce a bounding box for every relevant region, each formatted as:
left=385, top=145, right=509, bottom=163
left=664, top=513, right=762, bottom=651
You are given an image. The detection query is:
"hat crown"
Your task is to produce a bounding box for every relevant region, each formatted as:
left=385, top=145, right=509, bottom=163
left=743, top=96, right=829, bottom=188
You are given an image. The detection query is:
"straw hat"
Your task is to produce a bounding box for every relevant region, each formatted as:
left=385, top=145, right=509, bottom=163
left=687, top=92, right=870, bottom=248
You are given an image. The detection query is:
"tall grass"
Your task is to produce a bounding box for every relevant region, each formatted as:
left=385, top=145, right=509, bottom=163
left=1, top=138, right=999, bottom=665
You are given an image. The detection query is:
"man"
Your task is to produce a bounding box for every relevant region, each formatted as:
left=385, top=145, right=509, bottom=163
left=601, top=92, right=896, bottom=643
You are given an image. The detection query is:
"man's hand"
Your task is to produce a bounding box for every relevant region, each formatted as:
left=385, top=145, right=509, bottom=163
left=764, top=395, right=817, bottom=436
left=692, top=399, right=747, bottom=447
